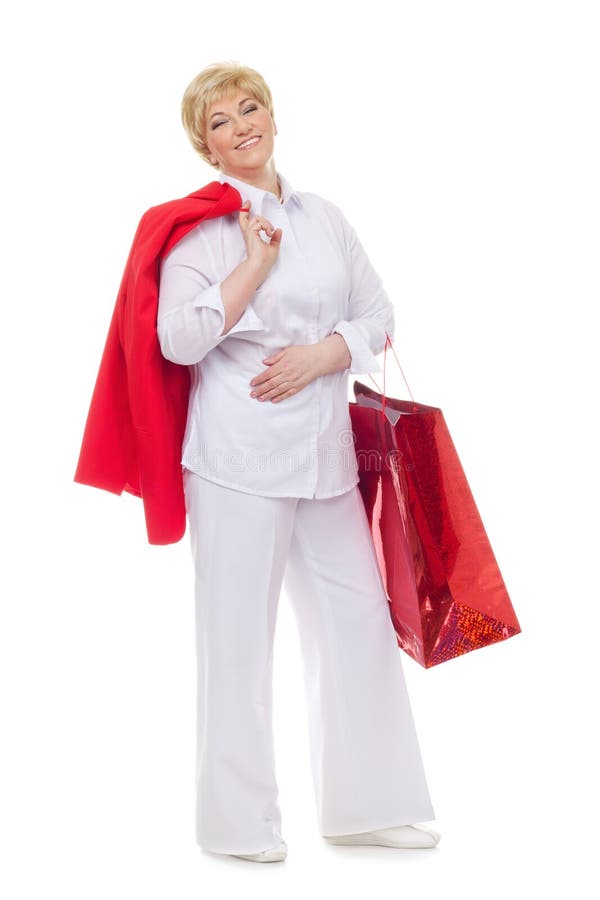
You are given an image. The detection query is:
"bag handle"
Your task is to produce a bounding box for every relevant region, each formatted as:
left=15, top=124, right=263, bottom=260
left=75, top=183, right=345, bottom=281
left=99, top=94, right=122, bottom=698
left=366, top=330, right=415, bottom=419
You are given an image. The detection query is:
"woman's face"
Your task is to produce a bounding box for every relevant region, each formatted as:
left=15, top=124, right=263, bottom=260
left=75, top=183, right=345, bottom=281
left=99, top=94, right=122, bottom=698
left=205, top=89, right=277, bottom=175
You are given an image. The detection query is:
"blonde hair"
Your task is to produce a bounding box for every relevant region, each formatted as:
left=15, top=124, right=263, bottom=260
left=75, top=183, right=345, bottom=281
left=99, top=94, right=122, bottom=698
left=181, top=61, right=275, bottom=169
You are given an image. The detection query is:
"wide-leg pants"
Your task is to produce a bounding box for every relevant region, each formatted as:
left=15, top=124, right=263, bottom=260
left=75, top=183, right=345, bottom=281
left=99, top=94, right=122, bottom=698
left=183, top=468, right=435, bottom=855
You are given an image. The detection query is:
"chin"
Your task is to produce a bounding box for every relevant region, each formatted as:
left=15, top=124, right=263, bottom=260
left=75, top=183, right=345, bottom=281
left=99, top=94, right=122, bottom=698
left=233, top=142, right=273, bottom=164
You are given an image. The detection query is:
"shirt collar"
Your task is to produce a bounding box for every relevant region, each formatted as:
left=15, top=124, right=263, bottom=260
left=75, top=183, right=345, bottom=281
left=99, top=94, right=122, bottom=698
left=217, top=169, right=302, bottom=212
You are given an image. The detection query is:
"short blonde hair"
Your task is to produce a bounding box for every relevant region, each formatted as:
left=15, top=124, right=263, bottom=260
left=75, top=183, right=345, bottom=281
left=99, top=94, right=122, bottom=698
left=181, top=61, right=275, bottom=169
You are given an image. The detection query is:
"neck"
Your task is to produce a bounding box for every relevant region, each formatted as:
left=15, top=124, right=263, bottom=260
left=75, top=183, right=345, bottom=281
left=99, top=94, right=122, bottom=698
left=220, top=164, right=280, bottom=199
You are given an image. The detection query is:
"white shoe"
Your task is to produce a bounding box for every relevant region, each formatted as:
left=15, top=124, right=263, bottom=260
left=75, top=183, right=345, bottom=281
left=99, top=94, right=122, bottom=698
left=231, top=840, right=288, bottom=862
left=323, top=824, right=440, bottom=849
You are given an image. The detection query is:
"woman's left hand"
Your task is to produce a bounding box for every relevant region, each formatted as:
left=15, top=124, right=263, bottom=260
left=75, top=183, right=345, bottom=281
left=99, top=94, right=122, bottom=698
left=249, top=344, right=323, bottom=403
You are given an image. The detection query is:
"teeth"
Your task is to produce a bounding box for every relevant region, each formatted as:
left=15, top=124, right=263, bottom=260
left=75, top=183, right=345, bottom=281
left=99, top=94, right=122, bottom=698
left=237, top=136, right=260, bottom=149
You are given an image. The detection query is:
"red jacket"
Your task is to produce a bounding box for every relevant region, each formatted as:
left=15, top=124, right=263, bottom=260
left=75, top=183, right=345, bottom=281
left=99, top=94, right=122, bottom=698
left=73, top=180, right=245, bottom=545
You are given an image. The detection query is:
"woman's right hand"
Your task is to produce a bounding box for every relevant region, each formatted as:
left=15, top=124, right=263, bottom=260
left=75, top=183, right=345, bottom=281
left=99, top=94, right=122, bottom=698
left=238, top=199, right=282, bottom=274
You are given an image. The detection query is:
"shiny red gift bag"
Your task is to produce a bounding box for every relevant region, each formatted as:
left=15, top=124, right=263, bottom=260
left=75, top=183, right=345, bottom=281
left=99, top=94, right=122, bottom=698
left=349, top=333, right=521, bottom=668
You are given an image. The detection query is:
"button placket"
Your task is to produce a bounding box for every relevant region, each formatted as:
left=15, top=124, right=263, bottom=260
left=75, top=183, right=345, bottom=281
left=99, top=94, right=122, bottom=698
left=309, top=283, right=323, bottom=496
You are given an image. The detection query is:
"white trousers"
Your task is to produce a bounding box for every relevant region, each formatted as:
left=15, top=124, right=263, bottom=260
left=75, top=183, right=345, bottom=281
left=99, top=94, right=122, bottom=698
left=183, top=469, right=435, bottom=855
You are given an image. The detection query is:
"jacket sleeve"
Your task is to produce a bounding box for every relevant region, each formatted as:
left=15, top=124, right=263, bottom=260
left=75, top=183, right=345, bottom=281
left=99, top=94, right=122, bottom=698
left=331, top=207, right=395, bottom=375
left=157, top=228, right=265, bottom=366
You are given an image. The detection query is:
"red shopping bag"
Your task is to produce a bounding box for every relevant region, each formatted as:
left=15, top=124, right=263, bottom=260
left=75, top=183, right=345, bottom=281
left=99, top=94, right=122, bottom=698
left=349, top=333, right=521, bottom=668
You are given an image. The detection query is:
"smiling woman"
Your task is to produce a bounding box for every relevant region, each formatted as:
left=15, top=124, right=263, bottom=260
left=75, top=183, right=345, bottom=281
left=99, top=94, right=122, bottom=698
left=181, top=63, right=278, bottom=177
left=156, top=60, right=440, bottom=861
left=210, top=101, right=272, bottom=171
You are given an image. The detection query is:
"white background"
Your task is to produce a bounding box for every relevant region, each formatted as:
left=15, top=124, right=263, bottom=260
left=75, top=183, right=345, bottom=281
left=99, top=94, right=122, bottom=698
left=1, top=0, right=598, bottom=896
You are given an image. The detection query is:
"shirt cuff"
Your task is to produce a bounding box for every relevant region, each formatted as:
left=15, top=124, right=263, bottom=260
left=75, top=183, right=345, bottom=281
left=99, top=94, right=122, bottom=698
left=192, top=281, right=266, bottom=336
left=332, top=321, right=383, bottom=375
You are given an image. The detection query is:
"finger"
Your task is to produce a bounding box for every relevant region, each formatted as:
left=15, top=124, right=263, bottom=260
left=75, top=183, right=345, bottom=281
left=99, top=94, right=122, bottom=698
left=252, top=381, right=277, bottom=399
left=251, top=219, right=272, bottom=232
left=249, top=376, right=273, bottom=396
left=246, top=214, right=274, bottom=229
left=251, top=377, right=281, bottom=399
left=258, top=380, right=294, bottom=401
left=263, top=350, right=284, bottom=363
left=239, top=199, right=251, bottom=215
left=271, top=386, right=297, bottom=402
left=246, top=219, right=272, bottom=238
left=254, top=219, right=275, bottom=234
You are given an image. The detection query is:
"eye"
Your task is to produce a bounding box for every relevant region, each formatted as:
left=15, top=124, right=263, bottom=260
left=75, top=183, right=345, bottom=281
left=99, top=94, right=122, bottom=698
left=211, top=105, right=257, bottom=129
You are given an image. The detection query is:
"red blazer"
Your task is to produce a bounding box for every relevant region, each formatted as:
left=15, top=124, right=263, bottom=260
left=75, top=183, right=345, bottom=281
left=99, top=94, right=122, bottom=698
left=73, top=180, right=245, bottom=545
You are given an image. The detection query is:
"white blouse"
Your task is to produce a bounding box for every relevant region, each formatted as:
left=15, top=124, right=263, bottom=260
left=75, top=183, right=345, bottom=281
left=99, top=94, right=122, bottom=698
left=156, top=169, right=395, bottom=499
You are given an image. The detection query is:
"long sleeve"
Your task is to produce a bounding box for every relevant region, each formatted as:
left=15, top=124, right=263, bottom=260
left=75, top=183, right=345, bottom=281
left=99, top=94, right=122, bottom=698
left=331, top=209, right=395, bottom=375
left=157, top=231, right=265, bottom=366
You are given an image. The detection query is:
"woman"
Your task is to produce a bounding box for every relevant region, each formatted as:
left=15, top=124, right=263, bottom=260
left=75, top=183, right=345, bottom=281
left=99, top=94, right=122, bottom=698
left=157, top=62, right=440, bottom=862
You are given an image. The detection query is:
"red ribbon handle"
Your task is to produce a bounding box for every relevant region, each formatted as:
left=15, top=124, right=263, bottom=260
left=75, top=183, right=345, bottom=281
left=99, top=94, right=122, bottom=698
left=366, top=330, right=414, bottom=420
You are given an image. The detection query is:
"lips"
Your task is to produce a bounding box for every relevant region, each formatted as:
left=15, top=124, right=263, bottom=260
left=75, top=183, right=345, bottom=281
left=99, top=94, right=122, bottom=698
left=236, top=135, right=261, bottom=150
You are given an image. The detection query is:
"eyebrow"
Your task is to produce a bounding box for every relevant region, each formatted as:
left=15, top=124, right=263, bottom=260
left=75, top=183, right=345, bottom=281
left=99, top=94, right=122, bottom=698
left=209, top=98, right=256, bottom=121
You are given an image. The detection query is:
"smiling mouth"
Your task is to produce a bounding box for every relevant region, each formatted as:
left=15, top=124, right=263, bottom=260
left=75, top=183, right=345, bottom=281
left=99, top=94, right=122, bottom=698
left=236, top=135, right=261, bottom=150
